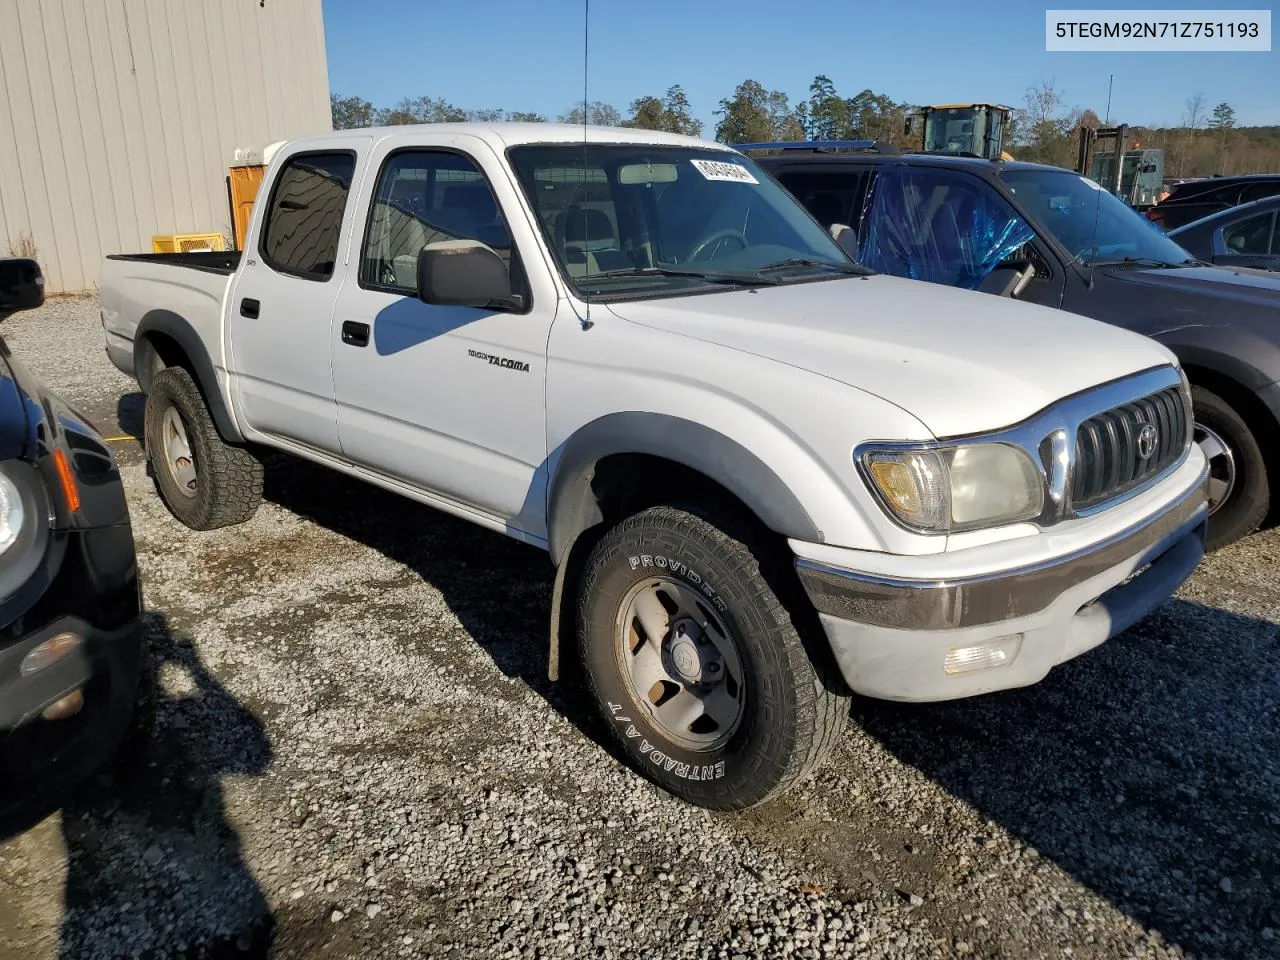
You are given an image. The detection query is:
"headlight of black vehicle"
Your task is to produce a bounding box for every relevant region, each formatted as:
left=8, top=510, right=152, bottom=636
left=0, top=460, right=51, bottom=603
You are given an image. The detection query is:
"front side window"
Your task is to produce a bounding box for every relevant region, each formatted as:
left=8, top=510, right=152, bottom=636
left=1003, top=168, right=1193, bottom=267
left=857, top=164, right=1035, bottom=289
left=506, top=144, right=853, bottom=300
left=361, top=150, right=512, bottom=293
left=1223, top=212, right=1275, bottom=255
left=260, top=152, right=356, bottom=281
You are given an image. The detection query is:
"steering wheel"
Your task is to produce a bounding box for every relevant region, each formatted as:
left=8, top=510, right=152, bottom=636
left=687, top=228, right=749, bottom=263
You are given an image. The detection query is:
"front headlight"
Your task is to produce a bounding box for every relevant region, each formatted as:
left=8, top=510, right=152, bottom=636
left=0, top=469, right=26, bottom=553
left=861, top=442, right=1044, bottom=533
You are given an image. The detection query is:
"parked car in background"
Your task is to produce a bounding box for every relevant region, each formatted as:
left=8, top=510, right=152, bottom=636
left=101, top=123, right=1206, bottom=810
left=1167, top=195, right=1280, bottom=271
left=0, top=258, right=145, bottom=837
left=1145, top=174, right=1280, bottom=230
left=752, top=144, right=1280, bottom=549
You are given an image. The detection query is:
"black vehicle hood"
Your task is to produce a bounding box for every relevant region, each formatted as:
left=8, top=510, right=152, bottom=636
left=1105, top=264, right=1280, bottom=313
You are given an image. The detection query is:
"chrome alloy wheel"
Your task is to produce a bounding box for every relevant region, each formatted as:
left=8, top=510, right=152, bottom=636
left=616, top=577, right=745, bottom=752
left=1195, top=422, right=1236, bottom=517
left=160, top=405, right=198, bottom=498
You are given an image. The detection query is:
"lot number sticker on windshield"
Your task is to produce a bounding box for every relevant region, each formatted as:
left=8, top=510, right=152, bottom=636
left=691, top=159, right=759, bottom=184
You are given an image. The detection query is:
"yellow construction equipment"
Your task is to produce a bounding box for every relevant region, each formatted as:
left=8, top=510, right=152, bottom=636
left=905, top=104, right=1015, bottom=161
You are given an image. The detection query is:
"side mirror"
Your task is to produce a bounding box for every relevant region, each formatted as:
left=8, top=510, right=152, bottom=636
left=829, top=223, right=858, bottom=259
left=0, top=258, right=44, bottom=321
left=978, top=263, right=1036, bottom=298
left=416, top=240, right=517, bottom=309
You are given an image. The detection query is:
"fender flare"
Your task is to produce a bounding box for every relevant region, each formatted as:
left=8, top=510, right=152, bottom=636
left=1169, top=342, right=1274, bottom=394
left=546, top=411, right=823, bottom=565
left=133, top=310, right=244, bottom=443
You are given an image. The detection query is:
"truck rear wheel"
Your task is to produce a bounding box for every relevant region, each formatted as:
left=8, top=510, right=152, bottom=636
left=577, top=503, right=849, bottom=809
left=144, top=366, right=263, bottom=530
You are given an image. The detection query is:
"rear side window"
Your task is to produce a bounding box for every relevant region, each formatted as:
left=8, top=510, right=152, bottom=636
left=260, top=152, right=357, bottom=281
left=775, top=170, right=871, bottom=230
left=1240, top=182, right=1280, bottom=203
left=1223, top=212, right=1276, bottom=254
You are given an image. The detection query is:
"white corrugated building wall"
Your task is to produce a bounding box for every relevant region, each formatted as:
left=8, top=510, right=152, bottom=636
left=0, top=0, right=333, bottom=292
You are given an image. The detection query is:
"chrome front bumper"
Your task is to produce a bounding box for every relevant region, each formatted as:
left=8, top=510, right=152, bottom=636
left=797, top=471, right=1209, bottom=701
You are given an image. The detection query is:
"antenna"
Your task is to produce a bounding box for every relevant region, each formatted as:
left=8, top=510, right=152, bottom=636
left=579, top=0, right=593, bottom=329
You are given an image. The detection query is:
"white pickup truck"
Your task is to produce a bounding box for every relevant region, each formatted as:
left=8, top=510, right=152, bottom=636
left=100, top=124, right=1208, bottom=809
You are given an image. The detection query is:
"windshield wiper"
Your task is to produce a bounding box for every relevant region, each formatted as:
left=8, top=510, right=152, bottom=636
left=757, top=257, right=874, bottom=276
left=581, top=265, right=782, bottom=286
left=1089, top=256, right=1184, bottom=269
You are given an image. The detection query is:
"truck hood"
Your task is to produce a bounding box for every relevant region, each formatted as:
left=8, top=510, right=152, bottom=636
left=1104, top=263, right=1280, bottom=312
left=605, top=275, right=1172, bottom=438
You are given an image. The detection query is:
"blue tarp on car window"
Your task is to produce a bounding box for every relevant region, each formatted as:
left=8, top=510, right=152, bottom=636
left=857, top=162, right=1036, bottom=290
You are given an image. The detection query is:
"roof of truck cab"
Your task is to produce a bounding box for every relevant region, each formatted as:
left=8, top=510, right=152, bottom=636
left=283, top=123, right=720, bottom=151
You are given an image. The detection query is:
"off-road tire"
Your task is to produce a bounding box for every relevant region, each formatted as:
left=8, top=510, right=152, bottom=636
left=1193, top=385, right=1268, bottom=551
left=577, top=503, right=849, bottom=810
left=144, top=366, right=263, bottom=530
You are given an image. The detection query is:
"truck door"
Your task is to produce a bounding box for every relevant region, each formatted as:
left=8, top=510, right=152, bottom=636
left=227, top=142, right=368, bottom=456
left=329, top=138, right=557, bottom=540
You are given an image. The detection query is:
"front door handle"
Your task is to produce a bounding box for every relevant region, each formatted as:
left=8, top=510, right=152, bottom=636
left=240, top=297, right=260, bottom=319
left=341, top=321, right=370, bottom=347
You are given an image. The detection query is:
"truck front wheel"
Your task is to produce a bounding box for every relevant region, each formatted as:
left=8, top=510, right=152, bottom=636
left=577, top=504, right=849, bottom=809
left=144, top=366, right=263, bottom=530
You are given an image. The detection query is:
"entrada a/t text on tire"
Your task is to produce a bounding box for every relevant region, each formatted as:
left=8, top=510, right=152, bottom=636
left=577, top=504, right=850, bottom=810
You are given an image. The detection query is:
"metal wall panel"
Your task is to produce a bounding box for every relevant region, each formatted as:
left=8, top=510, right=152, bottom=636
left=0, top=0, right=332, bottom=292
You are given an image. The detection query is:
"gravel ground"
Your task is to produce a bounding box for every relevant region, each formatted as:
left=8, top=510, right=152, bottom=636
left=0, top=296, right=1277, bottom=960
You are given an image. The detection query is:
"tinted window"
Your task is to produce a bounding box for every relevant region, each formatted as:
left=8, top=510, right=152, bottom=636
left=260, top=153, right=356, bottom=281
left=1239, top=182, right=1280, bottom=203
left=361, top=150, right=512, bottom=293
left=1223, top=212, right=1275, bottom=255
left=776, top=170, right=870, bottom=230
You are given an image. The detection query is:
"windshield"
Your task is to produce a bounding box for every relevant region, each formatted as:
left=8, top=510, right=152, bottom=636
left=1002, top=168, right=1193, bottom=267
left=507, top=144, right=855, bottom=300
left=924, top=108, right=984, bottom=156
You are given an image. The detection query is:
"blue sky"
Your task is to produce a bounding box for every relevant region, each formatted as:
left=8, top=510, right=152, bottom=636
left=322, top=1, right=1279, bottom=129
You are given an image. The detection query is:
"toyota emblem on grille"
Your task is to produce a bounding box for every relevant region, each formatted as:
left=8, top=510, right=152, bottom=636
left=1136, top=423, right=1158, bottom=460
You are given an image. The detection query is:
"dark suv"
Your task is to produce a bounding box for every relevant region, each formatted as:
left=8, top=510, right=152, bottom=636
left=1147, top=174, right=1280, bottom=230
left=750, top=144, right=1280, bottom=550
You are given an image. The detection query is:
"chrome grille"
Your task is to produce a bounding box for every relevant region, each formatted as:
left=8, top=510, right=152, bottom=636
left=1071, top=386, right=1188, bottom=510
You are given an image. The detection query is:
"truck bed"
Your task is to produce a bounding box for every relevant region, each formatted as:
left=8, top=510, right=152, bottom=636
left=99, top=251, right=238, bottom=385
left=105, top=251, right=242, bottom=275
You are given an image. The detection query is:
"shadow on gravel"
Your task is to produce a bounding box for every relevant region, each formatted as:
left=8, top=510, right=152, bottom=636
left=857, top=598, right=1280, bottom=958
left=59, top=611, right=276, bottom=959
left=115, top=391, right=145, bottom=447
left=259, top=455, right=624, bottom=766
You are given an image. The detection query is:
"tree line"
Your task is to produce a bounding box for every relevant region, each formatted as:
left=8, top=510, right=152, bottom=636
left=330, top=86, right=703, bottom=137
left=332, top=76, right=1280, bottom=178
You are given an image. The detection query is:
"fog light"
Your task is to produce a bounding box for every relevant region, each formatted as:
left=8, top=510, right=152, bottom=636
left=20, top=632, right=82, bottom=676
left=42, top=689, right=84, bottom=721
left=944, top=635, right=1023, bottom=675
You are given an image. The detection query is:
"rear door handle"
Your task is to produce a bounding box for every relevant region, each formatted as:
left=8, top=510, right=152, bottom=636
left=240, top=298, right=260, bottom=319
left=341, top=321, right=370, bottom=347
